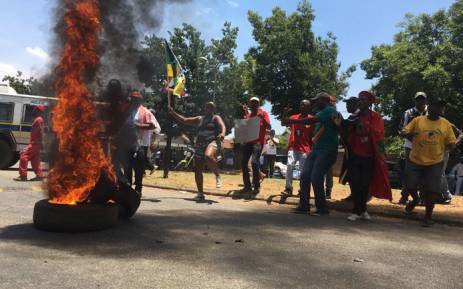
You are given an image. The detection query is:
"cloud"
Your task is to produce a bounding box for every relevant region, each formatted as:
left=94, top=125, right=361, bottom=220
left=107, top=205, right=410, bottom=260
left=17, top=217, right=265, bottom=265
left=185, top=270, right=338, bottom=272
left=225, top=0, right=239, bottom=8
left=0, top=63, right=18, bottom=79
left=26, top=47, right=50, bottom=61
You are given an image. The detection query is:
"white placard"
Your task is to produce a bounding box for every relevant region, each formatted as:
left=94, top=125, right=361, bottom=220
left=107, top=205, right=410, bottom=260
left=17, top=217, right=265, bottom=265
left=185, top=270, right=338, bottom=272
left=234, top=117, right=261, bottom=144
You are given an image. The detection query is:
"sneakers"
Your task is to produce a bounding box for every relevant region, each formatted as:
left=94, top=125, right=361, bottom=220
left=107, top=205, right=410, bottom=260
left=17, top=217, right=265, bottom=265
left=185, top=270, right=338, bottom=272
left=29, top=176, right=44, bottom=182
left=282, top=188, right=293, bottom=195
left=361, top=212, right=371, bottom=220
left=292, top=206, right=310, bottom=215
left=216, top=175, right=222, bottom=189
left=347, top=214, right=362, bottom=221
left=14, top=176, right=27, bottom=182
left=422, top=218, right=435, bottom=227
left=193, top=193, right=206, bottom=202
left=348, top=212, right=371, bottom=221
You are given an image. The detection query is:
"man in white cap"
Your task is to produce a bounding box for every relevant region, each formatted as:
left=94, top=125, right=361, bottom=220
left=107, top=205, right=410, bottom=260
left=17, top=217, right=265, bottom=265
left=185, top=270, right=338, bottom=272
left=241, top=97, right=271, bottom=194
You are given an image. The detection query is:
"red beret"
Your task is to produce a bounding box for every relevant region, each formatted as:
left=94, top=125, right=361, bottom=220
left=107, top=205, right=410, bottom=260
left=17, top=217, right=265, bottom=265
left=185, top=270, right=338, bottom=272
left=358, top=91, right=376, bottom=103
left=35, top=105, right=45, bottom=112
left=130, top=91, right=143, bottom=99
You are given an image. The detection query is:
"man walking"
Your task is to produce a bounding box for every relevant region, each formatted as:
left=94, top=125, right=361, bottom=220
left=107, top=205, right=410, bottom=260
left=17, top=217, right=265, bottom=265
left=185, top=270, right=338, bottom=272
left=282, top=100, right=313, bottom=195
left=241, top=97, right=271, bottom=194
left=401, top=97, right=456, bottom=227
left=284, top=92, right=339, bottom=215
left=262, top=129, right=279, bottom=178
left=451, top=157, right=463, bottom=196
left=398, top=92, right=427, bottom=204
left=15, top=105, right=45, bottom=182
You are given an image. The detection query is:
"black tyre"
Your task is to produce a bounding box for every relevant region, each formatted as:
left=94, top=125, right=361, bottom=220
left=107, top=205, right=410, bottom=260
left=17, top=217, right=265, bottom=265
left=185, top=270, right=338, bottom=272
left=0, top=139, right=13, bottom=169
left=33, top=200, right=119, bottom=233
left=8, top=151, right=20, bottom=167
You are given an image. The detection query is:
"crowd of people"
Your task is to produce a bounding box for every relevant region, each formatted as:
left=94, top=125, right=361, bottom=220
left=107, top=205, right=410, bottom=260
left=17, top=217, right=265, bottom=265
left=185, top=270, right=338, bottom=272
left=14, top=82, right=463, bottom=227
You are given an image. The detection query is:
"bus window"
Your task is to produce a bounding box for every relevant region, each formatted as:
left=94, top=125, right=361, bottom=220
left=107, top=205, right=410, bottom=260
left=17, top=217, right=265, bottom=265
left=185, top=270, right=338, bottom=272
left=22, top=104, right=37, bottom=124
left=0, top=102, right=14, bottom=122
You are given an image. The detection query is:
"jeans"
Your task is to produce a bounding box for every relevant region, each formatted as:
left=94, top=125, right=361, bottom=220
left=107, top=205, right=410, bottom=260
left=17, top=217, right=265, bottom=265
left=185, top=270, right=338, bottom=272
left=299, top=149, right=338, bottom=212
left=349, top=155, right=374, bottom=215
left=400, top=148, right=412, bottom=200
left=455, top=177, right=463, bottom=196
left=242, top=143, right=263, bottom=190
left=124, top=147, right=146, bottom=194
left=285, top=150, right=307, bottom=191
left=325, top=167, right=334, bottom=195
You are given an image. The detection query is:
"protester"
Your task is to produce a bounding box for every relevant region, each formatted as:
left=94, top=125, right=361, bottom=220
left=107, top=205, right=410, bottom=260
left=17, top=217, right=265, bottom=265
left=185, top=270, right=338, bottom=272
left=262, top=129, right=279, bottom=178
left=339, top=97, right=360, bottom=201
left=284, top=92, right=339, bottom=215
left=14, top=105, right=45, bottom=182
left=401, top=97, right=457, bottom=227
left=168, top=102, right=226, bottom=201
left=398, top=92, right=427, bottom=205
left=131, top=96, right=161, bottom=193
left=241, top=97, right=271, bottom=194
left=335, top=91, right=390, bottom=221
left=281, top=99, right=314, bottom=195
left=118, top=90, right=154, bottom=195
left=450, top=157, right=463, bottom=196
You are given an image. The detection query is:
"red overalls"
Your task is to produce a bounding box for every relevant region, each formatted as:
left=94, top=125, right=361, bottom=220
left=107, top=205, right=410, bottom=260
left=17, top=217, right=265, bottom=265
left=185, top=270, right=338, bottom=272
left=19, top=116, right=44, bottom=178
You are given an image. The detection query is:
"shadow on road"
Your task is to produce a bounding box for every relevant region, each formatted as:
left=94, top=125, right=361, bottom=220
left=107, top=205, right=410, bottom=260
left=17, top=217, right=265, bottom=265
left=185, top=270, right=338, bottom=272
left=0, top=208, right=461, bottom=288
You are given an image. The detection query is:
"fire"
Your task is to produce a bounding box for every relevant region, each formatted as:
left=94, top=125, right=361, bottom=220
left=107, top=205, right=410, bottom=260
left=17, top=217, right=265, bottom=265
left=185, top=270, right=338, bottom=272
left=48, top=0, right=115, bottom=205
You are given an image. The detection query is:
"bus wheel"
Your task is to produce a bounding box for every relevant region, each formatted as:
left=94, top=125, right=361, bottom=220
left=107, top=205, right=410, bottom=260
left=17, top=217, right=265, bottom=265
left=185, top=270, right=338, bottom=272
left=9, top=152, right=20, bottom=167
left=0, top=140, right=13, bottom=169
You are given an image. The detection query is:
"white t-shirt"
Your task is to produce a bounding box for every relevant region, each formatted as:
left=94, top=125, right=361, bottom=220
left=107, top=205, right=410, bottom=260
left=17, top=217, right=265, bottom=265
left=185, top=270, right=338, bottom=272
left=263, top=138, right=278, bottom=155
left=135, top=111, right=154, bottom=147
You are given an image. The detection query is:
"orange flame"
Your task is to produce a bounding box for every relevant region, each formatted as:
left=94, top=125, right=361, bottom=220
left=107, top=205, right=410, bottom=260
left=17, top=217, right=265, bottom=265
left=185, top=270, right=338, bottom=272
left=48, top=0, right=115, bottom=205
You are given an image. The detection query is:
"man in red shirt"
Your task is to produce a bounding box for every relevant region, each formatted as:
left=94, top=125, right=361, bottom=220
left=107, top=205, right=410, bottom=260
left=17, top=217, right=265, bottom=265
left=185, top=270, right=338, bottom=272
left=241, top=97, right=271, bottom=193
left=15, top=105, right=45, bottom=182
left=282, top=100, right=314, bottom=195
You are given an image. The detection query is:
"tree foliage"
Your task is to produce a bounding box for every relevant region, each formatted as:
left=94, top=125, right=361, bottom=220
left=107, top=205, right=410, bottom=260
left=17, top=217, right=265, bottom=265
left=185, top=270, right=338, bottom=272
left=362, top=0, right=463, bottom=135
left=2, top=71, right=54, bottom=96
left=247, top=0, right=355, bottom=118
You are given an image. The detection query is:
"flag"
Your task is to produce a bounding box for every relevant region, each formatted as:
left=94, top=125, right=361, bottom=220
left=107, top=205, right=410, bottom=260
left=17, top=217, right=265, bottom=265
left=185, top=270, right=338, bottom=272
left=165, top=40, right=186, bottom=97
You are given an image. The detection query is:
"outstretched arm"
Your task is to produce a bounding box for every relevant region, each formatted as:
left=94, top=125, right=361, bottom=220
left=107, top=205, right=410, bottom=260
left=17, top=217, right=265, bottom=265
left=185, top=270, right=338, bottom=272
left=168, top=106, right=201, bottom=126
left=214, top=115, right=227, bottom=140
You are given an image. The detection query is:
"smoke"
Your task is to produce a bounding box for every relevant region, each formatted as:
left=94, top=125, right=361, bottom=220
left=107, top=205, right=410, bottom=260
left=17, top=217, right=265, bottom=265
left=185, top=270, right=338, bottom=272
left=52, top=0, right=190, bottom=93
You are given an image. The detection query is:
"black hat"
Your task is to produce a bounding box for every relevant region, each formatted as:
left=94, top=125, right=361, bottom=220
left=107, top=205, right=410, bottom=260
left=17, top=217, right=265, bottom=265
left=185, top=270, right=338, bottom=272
left=311, top=92, right=330, bottom=102
left=427, top=97, right=446, bottom=106
left=344, top=96, right=358, bottom=103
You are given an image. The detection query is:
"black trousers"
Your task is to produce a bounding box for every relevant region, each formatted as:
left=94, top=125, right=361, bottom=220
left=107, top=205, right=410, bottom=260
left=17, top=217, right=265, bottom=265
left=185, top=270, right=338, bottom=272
left=264, top=154, right=276, bottom=178
left=124, top=147, right=146, bottom=194
left=349, top=154, right=374, bottom=215
left=242, top=143, right=263, bottom=190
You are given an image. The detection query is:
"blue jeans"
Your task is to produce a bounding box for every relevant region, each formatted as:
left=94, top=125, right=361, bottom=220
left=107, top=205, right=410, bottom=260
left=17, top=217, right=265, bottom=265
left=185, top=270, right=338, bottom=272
left=299, top=149, right=338, bottom=212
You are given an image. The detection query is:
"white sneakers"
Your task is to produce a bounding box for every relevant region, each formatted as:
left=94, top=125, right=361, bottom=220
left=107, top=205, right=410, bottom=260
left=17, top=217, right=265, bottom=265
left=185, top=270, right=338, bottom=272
left=347, top=212, right=371, bottom=221
left=216, top=175, right=222, bottom=189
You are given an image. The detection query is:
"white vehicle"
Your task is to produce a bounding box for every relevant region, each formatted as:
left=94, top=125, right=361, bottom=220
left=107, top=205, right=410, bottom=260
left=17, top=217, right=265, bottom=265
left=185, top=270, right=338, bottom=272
left=0, top=84, right=56, bottom=169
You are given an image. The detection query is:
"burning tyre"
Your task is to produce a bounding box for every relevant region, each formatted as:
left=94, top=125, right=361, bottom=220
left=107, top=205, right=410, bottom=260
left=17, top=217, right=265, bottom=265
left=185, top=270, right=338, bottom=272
left=33, top=200, right=118, bottom=233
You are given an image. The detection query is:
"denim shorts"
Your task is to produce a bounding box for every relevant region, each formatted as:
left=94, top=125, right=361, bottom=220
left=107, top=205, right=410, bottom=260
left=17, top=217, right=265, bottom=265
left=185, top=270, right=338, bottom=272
left=405, top=161, right=443, bottom=194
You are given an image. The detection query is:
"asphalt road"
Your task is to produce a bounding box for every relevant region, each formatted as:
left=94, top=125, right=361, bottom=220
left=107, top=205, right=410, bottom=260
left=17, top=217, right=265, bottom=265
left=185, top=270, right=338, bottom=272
left=0, top=168, right=462, bottom=289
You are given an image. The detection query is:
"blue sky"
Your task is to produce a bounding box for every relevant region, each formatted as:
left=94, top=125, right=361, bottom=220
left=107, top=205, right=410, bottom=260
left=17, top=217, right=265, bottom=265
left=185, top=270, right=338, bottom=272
left=0, top=0, right=456, bottom=133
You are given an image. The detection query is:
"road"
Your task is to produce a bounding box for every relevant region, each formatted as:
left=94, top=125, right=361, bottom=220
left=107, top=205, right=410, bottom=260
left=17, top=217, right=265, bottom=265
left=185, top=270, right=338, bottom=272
left=0, top=168, right=462, bottom=289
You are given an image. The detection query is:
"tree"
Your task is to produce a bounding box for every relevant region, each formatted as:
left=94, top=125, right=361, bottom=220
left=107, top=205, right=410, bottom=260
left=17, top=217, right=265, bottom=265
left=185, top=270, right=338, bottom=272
left=2, top=71, right=36, bottom=95
left=140, top=22, right=247, bottom=134
left=247, top=0, right=355, bottom=118
left=361, top=0, right=463, bottom=135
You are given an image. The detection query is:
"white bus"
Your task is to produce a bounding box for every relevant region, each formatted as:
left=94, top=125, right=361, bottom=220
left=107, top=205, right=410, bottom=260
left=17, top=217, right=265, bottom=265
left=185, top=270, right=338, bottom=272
left=0, top=84, right=56, bottom=169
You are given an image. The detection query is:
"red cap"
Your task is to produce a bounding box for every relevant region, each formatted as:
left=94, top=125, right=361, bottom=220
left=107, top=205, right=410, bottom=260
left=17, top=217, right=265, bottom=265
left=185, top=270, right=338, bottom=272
left=35, top=105, right=45, bottom=112
left=329, top=95, right=337, bottom=108
left=130, top=91, right=143, bottom=99
left=358, top=91, right=376, bottom=103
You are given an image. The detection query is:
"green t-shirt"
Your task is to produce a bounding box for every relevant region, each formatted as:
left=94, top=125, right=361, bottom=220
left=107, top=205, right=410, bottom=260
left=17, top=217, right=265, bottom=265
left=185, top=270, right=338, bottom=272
left=312, top=106, right=339, bottom=151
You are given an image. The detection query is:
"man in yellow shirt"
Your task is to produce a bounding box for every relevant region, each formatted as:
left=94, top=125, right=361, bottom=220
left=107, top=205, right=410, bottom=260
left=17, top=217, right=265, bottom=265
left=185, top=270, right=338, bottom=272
left=401, top=97, right=457, bottom=227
